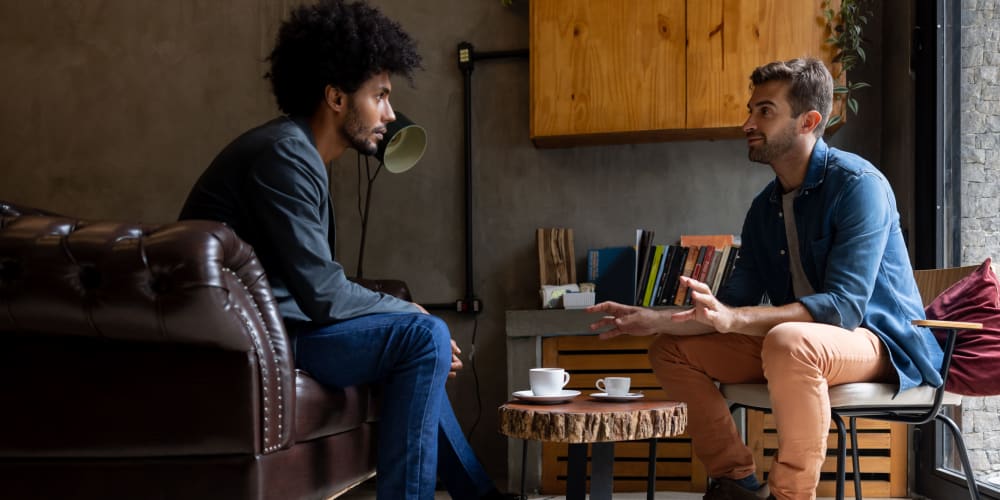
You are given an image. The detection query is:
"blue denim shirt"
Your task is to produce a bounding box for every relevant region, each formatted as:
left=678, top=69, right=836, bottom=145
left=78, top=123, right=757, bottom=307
left=718, top=139, right=944, bottom=392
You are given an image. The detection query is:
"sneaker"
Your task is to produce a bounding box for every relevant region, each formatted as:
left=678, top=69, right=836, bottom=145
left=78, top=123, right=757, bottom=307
left=703, top=477, right=771, bottom=500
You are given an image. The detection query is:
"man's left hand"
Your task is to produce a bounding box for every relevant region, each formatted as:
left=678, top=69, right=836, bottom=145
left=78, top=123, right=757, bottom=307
left=671, top=276, right=739, bottom=333
left=449, top=338, right=463, bottom=378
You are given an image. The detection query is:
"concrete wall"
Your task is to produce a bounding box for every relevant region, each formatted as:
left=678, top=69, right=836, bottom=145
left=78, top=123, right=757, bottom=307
left=0, top=0, right=890, bottom=485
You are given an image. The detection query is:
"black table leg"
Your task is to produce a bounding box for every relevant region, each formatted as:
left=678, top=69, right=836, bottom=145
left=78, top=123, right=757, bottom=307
left=566, top=443, right=588, bottom=500
left=590, top=442, right=615, bottom=500
left=520, top=440, right=527, bottom=500
left=647, top=437, right=658, bottom=500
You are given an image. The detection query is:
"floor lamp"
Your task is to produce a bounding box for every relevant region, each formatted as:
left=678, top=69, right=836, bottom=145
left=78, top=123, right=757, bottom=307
left=354, top=111, right=427, bottom=300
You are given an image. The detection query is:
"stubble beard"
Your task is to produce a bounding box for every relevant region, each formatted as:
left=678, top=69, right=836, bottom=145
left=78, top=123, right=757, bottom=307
left=747, top=120, right=798, bottom=164
left=344, top=102, right=381, bottom=156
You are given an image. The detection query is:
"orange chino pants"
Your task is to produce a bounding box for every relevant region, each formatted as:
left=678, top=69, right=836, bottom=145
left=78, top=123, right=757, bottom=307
left=648, top=322, right=897, bottom=500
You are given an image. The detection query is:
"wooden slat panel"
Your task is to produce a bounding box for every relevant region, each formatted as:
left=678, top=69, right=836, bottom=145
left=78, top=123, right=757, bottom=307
left=889, top=422, right=908, bottom=497
left=762, top=413, right=893, bottom=430
left=543, top=441, right=693, bottom=460
left=540, top=334, right=700, bottom=493
left=749, top=409, right=905, bottom=497
left=556, top=335, right=656, bottom=350
left=552, top=460, right=692, bottom=476
left=558, top=353, right=652, bottom=370
left=570, top=372, right=661, bottom=389
left=816, top=480, right=890, bottom=498
left=762, top=432, right=891, bottom=450
left=763, top=455, right=892, bottom=473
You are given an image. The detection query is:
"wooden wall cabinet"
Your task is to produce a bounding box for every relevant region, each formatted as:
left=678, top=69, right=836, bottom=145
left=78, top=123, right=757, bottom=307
left=530, top=0, right=839, bottom=147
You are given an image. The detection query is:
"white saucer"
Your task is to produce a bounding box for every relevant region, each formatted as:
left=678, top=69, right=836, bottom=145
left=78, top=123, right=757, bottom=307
left=590, top=392, right=644, bottom=402
left=512, top=389, right=581, bottom=404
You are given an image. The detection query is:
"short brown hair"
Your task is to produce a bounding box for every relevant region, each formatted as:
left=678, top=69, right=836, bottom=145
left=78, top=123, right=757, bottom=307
left=750, top=58, right=834, bottom=137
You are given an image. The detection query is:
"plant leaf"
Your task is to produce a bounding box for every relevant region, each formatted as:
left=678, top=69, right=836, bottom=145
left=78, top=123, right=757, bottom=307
left=850, top=81, right=871, bottom=90
left=827, top=114, right=842, bottom=127
left=857, top=46, right=866, bottom=62
left=848, top=97, right=859, bottom=115
left=834, top=85, right=849, bottom=94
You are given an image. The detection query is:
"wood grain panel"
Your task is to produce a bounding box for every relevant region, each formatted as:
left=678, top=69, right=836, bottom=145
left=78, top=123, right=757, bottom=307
left=531, top=0, right=686, bottom=139
left=686, top=0, right=837, bottom=129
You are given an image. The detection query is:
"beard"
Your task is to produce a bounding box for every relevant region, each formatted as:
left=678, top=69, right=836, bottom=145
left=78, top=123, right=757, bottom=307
left=343, top=101, right=385, bottom=156
left=747, top=120, right=798, bottom=164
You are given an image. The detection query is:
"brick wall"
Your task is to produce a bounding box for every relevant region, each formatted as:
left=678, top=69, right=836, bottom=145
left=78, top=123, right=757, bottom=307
left=960, top=0, right=1000, bottom=481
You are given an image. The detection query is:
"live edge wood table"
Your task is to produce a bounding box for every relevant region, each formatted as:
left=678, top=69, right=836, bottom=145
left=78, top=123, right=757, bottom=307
left=498, top=396, right=687, bottom=500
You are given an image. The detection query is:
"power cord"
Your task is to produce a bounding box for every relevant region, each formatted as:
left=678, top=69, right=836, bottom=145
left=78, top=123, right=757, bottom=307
left=466, top=316, right=483, bottom=440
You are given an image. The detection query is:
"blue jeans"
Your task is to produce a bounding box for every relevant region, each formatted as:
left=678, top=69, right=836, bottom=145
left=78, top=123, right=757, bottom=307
left=294, top=313, right=493, bottom=500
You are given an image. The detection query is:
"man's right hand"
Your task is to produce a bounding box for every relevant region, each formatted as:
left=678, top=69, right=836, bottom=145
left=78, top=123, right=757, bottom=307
left=586, top=301, right=665, bottom=339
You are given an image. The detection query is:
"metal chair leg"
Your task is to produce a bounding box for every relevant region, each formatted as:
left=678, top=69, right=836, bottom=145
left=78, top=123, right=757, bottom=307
left=937, top=414, right=981, bottom=500
left=850, top=416, right=862, bottom=500
left=832, top=414, right=847, bottom=500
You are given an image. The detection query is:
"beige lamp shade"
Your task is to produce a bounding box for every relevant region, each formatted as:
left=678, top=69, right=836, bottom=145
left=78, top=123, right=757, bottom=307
left=375, top=111, right=427, bottom=173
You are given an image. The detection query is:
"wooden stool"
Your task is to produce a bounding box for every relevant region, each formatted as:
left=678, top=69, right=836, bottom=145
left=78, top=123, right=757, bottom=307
left=498, top=396, right=687, bottom=500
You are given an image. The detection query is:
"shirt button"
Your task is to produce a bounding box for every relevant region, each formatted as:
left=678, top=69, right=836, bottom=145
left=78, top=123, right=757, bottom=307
left=780, top=249, right=786, bottom=255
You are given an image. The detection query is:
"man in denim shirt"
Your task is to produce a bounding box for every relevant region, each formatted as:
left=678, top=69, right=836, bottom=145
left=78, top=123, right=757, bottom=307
left=588, top=59, right=942, bottom=500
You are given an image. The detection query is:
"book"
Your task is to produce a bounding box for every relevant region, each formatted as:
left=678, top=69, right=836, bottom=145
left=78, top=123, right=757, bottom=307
left=653, top=245, right=679, bottom=305
left=705, top=246, right=729, bottom=295
left=673, top=245, right=700, bottom=306
left=587, top=246, right=637, bottom=305
left=641, top=245, right=667, bottom=306
left=684, top=246, right=709, bottom=305
left=696, top=245, right=716, bottom=283
left=679, top=234, right=736, bottom=249
left=634, top=229, right=654, bottom=303
left=658, top=245, right=687, bottom=305
left=710, top=245, right=732, bottom=294
left=718, top=245, right=742, bottom=294
left=649, top=245, right=673, bottom=306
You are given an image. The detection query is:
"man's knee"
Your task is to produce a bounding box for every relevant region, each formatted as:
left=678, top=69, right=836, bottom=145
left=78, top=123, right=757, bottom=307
left=761, top=322, right=818, bottom=375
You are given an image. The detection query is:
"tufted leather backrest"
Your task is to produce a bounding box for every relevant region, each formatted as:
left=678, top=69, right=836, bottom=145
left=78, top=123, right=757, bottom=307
left=0, top=202, right=295, bottom=454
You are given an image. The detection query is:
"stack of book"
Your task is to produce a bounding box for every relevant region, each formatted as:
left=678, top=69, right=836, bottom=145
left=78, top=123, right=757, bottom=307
left=587, top=232, right=741, bottom=307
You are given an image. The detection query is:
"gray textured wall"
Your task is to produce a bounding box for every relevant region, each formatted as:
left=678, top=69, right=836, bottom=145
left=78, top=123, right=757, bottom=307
left=959, top=0, right=1000, bottom=482
left=0, top=0, right=890, bottom=484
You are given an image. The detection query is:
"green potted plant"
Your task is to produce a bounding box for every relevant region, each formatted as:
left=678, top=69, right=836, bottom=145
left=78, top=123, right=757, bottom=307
left=823, top=0, right=874, bottom=128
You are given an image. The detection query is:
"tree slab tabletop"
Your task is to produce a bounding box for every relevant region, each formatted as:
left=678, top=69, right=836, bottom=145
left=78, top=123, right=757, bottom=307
left=499, top=398, right=687, bottom=444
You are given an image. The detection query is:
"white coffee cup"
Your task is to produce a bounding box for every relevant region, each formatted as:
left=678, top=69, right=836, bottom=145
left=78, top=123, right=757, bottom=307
left=529, top=368, right=570, bottom=396
left=595, top=376, right=631, bottom=396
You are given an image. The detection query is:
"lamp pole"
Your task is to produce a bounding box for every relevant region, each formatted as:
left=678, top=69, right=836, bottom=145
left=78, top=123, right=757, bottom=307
left=355, top=157, right=382, bottom=279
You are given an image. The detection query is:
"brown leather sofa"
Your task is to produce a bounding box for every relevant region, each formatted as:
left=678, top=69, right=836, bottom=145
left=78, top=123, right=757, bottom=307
left=0, top=201, right=378, bottom=500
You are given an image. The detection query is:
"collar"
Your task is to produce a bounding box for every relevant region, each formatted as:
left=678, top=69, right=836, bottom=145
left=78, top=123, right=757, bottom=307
left=288, top=114, right=319, bottom=148
left=768, top=138, right=830, bottom=203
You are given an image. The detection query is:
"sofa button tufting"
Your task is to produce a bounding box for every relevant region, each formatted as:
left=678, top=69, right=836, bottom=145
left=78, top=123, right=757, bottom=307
left=78, top=265, right=102, bottom=290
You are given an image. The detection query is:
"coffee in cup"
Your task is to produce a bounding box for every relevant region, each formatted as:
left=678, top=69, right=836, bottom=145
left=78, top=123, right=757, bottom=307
left=529, top=368, right=570, bottom=396
left=595, top=376, right=631, bottom=396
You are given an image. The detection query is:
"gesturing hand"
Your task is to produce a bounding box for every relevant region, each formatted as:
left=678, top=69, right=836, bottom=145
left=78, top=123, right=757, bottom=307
left=586, top=301, right=663, bottom=340
left=448, top=338, right=463, bottom=378
left=671, top=276, right=738, bottom=333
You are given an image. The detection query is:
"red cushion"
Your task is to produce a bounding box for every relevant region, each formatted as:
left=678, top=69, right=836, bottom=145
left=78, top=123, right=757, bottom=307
left=925, top=258, right=1000, bottom=396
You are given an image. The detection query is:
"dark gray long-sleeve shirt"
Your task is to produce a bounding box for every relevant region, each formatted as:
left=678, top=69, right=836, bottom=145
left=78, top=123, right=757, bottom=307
left=179, top=116, right=417, bottom=329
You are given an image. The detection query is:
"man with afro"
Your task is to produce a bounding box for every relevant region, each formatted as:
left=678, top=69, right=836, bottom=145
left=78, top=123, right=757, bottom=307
left=180, top=1, right=509, bottom=498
